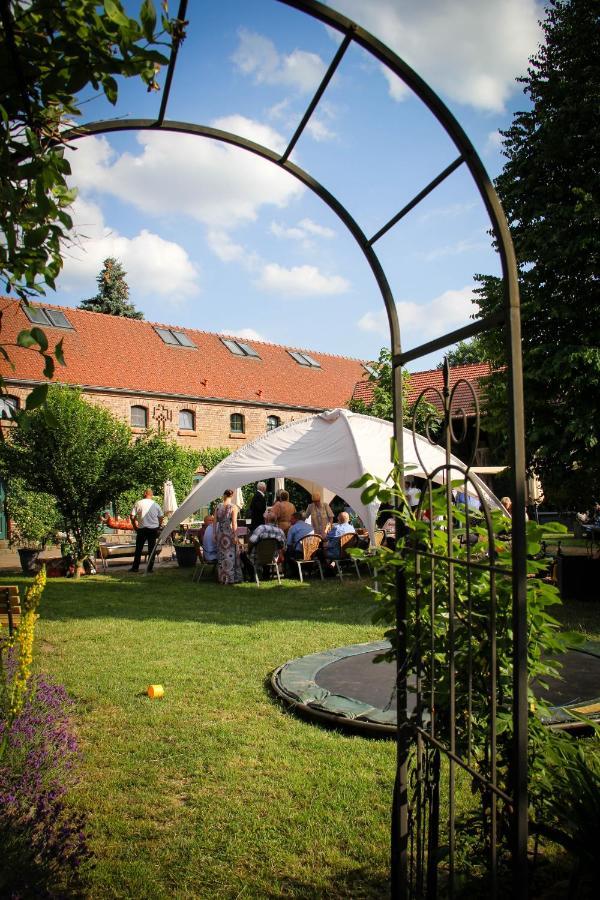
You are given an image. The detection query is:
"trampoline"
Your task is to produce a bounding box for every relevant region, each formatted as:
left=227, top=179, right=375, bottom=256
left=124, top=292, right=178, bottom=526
left=271, top=640, right=600, bottom=737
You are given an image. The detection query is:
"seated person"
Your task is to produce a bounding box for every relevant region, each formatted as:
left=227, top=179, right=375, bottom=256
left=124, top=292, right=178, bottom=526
left=202, top=517, right=218, bottom=562
left=243, top=512, right=286, bottom=576
left=286, top=511, right=314, bottom=556
left=325, top=511, right=356, bottom=561
left=285, top=512, right=315, bottom=575
left=197, top=514, right=214, bottom=546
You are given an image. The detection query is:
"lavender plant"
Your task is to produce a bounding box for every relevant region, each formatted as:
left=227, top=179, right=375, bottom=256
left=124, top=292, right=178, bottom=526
left=0, top=672, right=92, bottom=895
left=1, top=569, right=91, bottom=894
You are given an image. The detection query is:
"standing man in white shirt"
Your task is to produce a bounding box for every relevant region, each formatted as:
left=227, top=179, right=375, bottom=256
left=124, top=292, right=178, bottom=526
left=130, top=488, right=164, bottom=573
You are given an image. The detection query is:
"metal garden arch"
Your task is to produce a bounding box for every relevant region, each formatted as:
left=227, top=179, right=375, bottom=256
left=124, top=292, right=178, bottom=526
left=66, top=0, right=528, bottom=895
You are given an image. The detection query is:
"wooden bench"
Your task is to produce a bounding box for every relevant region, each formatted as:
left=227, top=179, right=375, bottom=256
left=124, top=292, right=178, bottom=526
left=0, top=585, right=21, bottom=635
left=97, top=535, right=160, bottom=572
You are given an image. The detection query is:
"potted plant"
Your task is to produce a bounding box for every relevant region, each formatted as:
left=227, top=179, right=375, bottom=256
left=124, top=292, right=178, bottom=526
left=171, top=531, right=199, bottom=568
left=6, top=480, right=60, bottom=574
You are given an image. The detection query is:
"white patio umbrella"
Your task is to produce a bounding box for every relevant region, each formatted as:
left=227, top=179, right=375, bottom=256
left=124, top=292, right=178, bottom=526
left=274, top=477, right=285, bottom=497
left=163, top=480, right=178, bottom=519
left=234, top=487, right=244, bottom=509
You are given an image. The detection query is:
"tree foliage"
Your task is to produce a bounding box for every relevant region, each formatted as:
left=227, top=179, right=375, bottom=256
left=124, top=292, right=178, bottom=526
left=0, top=385, right=139, bottom=561
left=476, top=0, right=600, bottom=508
left=436, top=336, right=489, bottom=369
left=348, top=347, right=441, bottom=436
left=116, top=432, right=201, bottom=517
left=79, top=258, right=143, bottom=319
left=5, top=477, right=60, bottom=549
left=0, top=0, right=178, bottom=405
left=351, top=467, right=595, bottom=879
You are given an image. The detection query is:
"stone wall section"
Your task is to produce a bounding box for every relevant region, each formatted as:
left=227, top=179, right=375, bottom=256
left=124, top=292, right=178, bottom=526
left=2, top=385, right=309, bottom=451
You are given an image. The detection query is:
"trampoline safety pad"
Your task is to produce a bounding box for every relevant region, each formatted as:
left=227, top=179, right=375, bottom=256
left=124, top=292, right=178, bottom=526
left=271, top=640, right=600, bottom=737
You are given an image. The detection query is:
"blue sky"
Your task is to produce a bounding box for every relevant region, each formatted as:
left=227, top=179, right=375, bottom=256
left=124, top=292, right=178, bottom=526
left=52, top=0, right=543, bottom=370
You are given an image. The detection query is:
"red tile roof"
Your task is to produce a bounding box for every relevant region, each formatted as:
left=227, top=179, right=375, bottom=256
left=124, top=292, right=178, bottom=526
left=352, top=363, right=493, bottom=416
left=0, top=298, right=365, bottom=411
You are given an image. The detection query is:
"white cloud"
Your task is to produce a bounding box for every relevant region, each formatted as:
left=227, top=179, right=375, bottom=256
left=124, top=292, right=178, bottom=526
left=298, top=218, right=335, bottom=238
left=271, top=222, right=307, bottom=241
left=358, top=286, right=478, bottom=342
left=205, top=229, right=265, bottom=274
left=306, top=117, right=336, bottom=142
left=270, top=217, right=335, bottom=243
left=331, top=0, right=543, bottom=112
left=232, top=29, right=327, bottom=93
left=380, top=65, right=410, bottom=102
left=67, top=127, right=304, bottom=230
left=256, top=263, right=350, bottom=296
left=485, top=130, right=504, bottom=154
left=59, top=196, right=199, bottom=300
left=221, top=327, right=267, bottom=342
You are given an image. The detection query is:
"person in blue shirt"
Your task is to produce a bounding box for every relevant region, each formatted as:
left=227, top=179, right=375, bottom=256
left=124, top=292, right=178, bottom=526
left=284, top=511, right=316, bottom=577
left=286, top=512, right=314, bottom=553
left=325, top=511, right=356, bottom=561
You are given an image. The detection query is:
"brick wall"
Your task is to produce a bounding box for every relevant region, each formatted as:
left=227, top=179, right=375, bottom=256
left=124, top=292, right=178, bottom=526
left=2, top=385, right=310, bottom=451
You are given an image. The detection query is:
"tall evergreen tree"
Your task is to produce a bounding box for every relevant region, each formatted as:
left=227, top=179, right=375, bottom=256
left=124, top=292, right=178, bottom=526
left=79, top=258, right=144, bottom=319
left=476, top=0, right=600, bottom=508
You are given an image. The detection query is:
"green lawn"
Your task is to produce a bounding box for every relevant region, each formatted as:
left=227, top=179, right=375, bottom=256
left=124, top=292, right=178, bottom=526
left=14, top=569, right=396, bottom=899
left=4, top=567, right=597, bottom=898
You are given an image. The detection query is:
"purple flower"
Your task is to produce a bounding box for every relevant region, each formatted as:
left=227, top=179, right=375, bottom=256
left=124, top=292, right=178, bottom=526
left=0, top=672, right=92, bottom=895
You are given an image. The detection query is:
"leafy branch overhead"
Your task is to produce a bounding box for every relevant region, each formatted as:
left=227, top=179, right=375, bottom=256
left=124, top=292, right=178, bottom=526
left=0, top=0, right=180, bottom=406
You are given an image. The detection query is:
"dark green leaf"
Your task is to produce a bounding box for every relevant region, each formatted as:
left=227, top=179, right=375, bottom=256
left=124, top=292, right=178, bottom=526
left=25, top=384, right=48, bottom=410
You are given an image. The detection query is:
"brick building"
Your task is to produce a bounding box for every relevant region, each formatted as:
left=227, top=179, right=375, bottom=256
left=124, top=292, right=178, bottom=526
left=0, top=298, right=368, bottom=450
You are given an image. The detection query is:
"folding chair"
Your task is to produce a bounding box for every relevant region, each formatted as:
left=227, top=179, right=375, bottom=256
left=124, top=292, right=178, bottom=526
left=192, top=550, right=218, bottom=582
left=332, top=533, right=361, bottom=581
left=248, top=538, right=283, bottom=586
left=293, top=535, right=324, bottom=582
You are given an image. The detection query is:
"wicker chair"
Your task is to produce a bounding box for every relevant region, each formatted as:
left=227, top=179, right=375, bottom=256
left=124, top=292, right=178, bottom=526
left=248, top=538, right=284, bottom=586
left=293, top=534, right=324, bottom=583
left=354, top=528, right=386, bottom=578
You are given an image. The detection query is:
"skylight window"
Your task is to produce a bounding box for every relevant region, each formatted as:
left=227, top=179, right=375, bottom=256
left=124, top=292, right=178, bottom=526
left=155, top=327, right=196, bottom=348
left=289, top=350, right=321, bottom=368
left=221, top=338, right=260, bottom=358
left=363, top=363, right=377, bottom=377
left=22, top=305, right=73, bottom=329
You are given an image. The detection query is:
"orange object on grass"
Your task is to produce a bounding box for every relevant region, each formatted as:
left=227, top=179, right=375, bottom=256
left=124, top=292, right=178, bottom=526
left=147, top=684, right=164, bottom=699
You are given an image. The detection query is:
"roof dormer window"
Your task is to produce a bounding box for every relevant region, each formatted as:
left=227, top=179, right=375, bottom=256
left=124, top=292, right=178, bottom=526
left=221, top=338, right=260, bottom=358
left=154, top=327, right=196, bottom=348
left=288, top=350, right=321, bottom=368
left=22, top=305, right=73, bottom=329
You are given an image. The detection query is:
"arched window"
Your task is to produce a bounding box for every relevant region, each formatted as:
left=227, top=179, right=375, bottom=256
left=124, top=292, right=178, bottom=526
left=0, top=395, right=19, bottom=419
left=130, top=405, right=148, bottom=428
left=230, top=413, right=245, bottom=434
left=266, top=415, right=281, bottom=431
left=179, top=409, right=195, bottom=430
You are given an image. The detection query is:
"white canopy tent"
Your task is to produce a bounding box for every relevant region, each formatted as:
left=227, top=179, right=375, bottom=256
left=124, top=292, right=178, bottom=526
left=159, top=409, right=503, bottom=547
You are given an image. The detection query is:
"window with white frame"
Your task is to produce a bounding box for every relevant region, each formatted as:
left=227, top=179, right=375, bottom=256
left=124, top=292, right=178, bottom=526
left=179, top=409, right=195, bottom=430
left=131, top=405, right=148, bottom=428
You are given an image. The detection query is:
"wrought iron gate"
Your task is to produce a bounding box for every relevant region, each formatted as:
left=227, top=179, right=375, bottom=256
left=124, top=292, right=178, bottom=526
left=57, top=0, right=528, bottom=893
left=391, top=359, right=527, bottom=898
